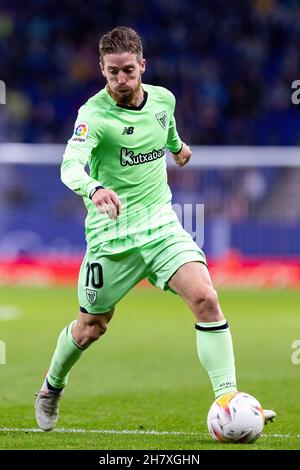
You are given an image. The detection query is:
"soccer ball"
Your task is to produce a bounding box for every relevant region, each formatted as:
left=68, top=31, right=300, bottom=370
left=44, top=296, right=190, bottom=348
left=207, top=391, right=264, bottom=444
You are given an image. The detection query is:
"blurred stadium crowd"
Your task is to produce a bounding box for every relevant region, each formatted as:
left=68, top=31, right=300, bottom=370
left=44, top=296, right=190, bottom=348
left=0, top=0, right=299, bottom=145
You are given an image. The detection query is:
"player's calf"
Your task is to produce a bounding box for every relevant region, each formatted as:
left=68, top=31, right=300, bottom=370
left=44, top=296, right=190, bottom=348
left=35, top=311, right=114, bottom=430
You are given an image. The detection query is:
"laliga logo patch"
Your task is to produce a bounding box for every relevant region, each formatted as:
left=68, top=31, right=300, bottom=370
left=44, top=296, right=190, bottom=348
left=71, top=122, right=88, bottom=144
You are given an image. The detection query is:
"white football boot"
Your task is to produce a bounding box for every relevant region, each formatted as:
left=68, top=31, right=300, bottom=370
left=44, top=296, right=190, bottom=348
left=263, top=409, right=276, bottom=424
left=35, top=379, right=63, bottom=431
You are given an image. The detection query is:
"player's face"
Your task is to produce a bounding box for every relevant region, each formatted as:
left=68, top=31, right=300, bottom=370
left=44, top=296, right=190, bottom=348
left=101, top=52, right=146, bottom=105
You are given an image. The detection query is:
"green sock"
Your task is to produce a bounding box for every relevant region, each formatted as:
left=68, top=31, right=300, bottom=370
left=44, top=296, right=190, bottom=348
left=47, top=320, right=84, bottom=389
left=195, top=319, right=237, bottom=398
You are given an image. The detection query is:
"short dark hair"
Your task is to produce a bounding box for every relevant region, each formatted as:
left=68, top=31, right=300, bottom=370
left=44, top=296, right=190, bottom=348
left=99, top=26, right=143, bottom=65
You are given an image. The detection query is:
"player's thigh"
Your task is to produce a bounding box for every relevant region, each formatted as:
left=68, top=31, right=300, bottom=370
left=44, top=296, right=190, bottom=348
left=78, top=249, right=146, bottom=314
left=145, top=224, right=207, bottom=293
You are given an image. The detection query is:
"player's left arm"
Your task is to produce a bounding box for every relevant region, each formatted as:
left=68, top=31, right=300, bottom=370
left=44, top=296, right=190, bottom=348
left=171, top=141, right=192, bottom=167
left=165, top=95, right=192, bottom=167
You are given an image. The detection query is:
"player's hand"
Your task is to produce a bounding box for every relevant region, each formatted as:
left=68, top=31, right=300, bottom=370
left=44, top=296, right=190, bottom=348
left=172, top=142, right=192, bottom=167
left=91, top=188, right=121, bottom=220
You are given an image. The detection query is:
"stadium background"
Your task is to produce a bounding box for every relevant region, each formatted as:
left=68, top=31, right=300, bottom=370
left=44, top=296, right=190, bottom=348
left=0, top=0, right=300, bottom=451
left=0, top=0, right=300, bottom=287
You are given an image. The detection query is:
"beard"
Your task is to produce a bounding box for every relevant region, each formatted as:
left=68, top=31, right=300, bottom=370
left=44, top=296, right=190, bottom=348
left=108, top=76, right=142, bottom=106
left=115, top=89, right=135, bottom=105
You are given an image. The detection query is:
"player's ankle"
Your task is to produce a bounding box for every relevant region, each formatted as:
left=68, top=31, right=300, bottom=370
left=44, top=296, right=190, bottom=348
left=45, top=377, right=64, bottom=394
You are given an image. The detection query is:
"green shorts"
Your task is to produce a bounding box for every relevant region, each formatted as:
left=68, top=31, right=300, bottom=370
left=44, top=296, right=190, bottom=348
left=78, top=222, right=206, bottom=314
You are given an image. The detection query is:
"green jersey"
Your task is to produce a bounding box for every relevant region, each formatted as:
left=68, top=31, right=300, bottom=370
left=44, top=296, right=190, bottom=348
left=61, top=83, right=182, bottom=250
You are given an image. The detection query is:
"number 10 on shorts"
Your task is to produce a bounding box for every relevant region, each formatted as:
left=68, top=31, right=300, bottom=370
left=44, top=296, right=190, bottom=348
left=85, top=262, right=103, bottom=289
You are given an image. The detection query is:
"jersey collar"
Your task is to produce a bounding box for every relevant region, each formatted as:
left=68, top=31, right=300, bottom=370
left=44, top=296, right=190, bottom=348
left=105, top=86, right=148, bottom=111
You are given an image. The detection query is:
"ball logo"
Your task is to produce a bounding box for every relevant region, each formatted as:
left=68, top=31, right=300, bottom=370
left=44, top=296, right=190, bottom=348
left=71, top=121, right=89, bottom=144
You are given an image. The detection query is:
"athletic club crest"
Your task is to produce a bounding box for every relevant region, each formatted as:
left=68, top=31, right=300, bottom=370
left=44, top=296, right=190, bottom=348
left=86, top=288, right=97, bottom=304
left=155, top=111, right=167, bottom=129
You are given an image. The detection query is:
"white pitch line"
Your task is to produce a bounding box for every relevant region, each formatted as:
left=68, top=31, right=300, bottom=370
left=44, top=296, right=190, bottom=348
left=0, top=428, right=204, bottom=436
left=0, top=428, right=299, bottom=439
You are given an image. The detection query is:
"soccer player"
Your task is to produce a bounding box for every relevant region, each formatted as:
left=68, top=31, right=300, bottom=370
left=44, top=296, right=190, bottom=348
left=35, top=26, right=275, bottom=431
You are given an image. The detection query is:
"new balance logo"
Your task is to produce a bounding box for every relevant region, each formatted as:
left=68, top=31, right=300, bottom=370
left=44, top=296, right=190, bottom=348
left=122, top=126, right=134, bottom=135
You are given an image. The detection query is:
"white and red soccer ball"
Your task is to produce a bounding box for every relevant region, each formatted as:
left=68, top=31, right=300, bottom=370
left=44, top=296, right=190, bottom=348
left=207, top=391, right=264, bottom=443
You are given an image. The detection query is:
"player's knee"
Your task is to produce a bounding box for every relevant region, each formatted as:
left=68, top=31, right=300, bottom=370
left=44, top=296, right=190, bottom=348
left=76, top=322, right=108, bottom=347
left=193, top=286, right=221, bottom=322
left=88, top=322, right=108, bottom=342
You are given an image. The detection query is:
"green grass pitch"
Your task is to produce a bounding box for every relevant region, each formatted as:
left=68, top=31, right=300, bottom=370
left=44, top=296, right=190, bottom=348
left=0, top=285, right=299, bottom=450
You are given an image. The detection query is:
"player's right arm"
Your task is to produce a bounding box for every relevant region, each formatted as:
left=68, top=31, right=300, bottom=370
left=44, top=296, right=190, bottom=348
left=61, top=106, right=120, bottom=220
left=89, top=187, right=121, bottom=220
